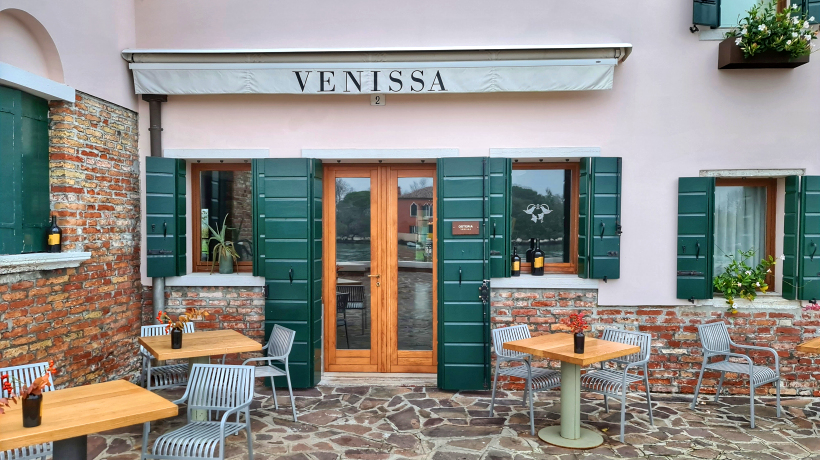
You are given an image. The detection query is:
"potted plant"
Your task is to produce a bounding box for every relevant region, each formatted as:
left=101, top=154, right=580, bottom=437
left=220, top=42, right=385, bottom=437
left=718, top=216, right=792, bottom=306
left=719, top=2, right=816, bottom=69
left=562, top=312, right=590, bottom=354
left=1, top=360, right=58, bottom=427
left=207, top=214, right=240, bottom=274
left=157, top=308, right=209, bottom=349
left=712, top=249, right=776, bottom=314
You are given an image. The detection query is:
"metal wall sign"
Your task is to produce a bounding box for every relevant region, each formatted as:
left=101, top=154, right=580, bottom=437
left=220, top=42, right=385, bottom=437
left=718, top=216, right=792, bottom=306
left=452, top=221, right=481, bottom=235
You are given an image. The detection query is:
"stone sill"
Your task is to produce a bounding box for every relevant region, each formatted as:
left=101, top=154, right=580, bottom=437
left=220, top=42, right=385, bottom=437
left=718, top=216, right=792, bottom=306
left=695, top=292, right=806, bottom=310
left=163, top=273, right=265, bottom=287
left=0, top=252, right=92, bottom=275
left=490, top=274, right=599, bottom=290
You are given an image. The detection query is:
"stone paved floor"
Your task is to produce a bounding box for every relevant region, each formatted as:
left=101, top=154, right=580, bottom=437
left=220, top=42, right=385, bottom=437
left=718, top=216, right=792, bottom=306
left=90, top=384, right=820, bottom=460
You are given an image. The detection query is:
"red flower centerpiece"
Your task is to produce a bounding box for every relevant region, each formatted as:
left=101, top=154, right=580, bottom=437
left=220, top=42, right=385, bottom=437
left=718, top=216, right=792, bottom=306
left=1, top=360, right=58, bottom=427
left=562, top=312, right=590, bottom=354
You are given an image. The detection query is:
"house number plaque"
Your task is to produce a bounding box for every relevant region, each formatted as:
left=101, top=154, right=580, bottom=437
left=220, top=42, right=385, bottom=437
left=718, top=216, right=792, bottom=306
left=452, top=221, right=480, bottom=235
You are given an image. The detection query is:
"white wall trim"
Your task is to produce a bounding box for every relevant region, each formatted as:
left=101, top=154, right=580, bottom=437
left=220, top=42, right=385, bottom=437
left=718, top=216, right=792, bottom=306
left=490, top=147, right=601, bottom=158
left=699, top=168, right=805, bottom=178
left=163, top=149, right=269, bottom=159
left=302, top=149, right=459, bottom=160
left=163, top=273, right=265, bottom=287
left=0, top=252, right=91, bottom=275
left=0, top=62, right=74, bottom=101
left=490, top=275, right=599, bottom=290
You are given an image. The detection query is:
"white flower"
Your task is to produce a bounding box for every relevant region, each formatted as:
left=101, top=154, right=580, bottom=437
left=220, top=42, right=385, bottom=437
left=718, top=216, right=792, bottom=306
left=793, top=32, right=799, bottom=38
left=737, top=283, right=743, bottom=287
left=767, top=268, right=772, bottom=273
left=756, top=282, right=761, bottom=287
left=758, top=24, right=767, bottom=32
left=780, top=254, right=786, bottom=261
left=804, top=21, right=811, bottom=28
left=742, top=28, right=748, bottom=35
left=787, top=39, right=793, bottom=45
left=811, top=16, right=816, bottom=22
left=805, top=34, right=813, bottom=41
left=794, top=17, right=801, bottom=25
left=745, top=270, right=752, bottom=275
left=736, top=37, right=743, bottom=45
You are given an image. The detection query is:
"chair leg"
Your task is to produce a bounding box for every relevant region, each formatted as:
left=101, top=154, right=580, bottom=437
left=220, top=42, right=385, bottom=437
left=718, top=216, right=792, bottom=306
left=527, top=375, right=535, bottom=436
left=286, top=368, right=298, bottom=422
left=272, top=378, right=279, bottom=411
left=690, top=361, right=707, bottom=410
left=489, top=360, right=500, bottom=417
left=749, top=383, right=756, bottom=429
left=643, top=368, right=654, bottom=426
left=344, top=320, right=350, bottom=349
left=604, top=394, right=609, bottom=413
left=619, top=393, right=626, bottom=443
left=246, top=408, right=254, bottom=460
left=714, top=372, right=725, bottom=402
left=775, top=378, right=781, bottom=418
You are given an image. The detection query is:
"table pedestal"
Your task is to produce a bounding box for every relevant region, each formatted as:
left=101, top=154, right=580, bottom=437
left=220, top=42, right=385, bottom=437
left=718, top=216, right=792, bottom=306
left=54, top=435, right=87, bottom=460
left=189, top=356, right=211, bottom=421
left=538, top=362, right=604, bottom=449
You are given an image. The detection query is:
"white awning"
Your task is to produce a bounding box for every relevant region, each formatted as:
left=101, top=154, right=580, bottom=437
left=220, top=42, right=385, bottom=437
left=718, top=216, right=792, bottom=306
left=122, top=44, right=631, bottom=95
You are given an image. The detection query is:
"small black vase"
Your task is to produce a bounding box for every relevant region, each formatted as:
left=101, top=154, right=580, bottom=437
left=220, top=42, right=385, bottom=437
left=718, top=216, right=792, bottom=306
left=574, top=332, right=585, bottom=354
left=171, top=328, right=183, bottom=349
left=22, top=393, right=42, bottom=428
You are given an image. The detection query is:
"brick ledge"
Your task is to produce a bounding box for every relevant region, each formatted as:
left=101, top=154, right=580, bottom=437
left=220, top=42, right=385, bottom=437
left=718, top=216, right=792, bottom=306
left=0, top=252, right=92, bottom=274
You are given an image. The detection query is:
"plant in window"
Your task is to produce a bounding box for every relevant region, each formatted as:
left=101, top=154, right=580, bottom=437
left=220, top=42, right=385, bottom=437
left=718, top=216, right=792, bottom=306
left=725, top=1, right=817, bottom=59
left=207, top=214, right=240, bottom=274
left=712, top=249, right=776, bottom=314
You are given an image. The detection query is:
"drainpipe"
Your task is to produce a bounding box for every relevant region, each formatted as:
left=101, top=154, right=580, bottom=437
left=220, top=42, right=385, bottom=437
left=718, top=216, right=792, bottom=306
left=143, top=94, right=168, bottom=324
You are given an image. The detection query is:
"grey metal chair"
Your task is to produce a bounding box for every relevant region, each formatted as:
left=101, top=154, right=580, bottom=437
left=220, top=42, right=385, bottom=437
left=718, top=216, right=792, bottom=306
left=0, top=362, right=53, bottom=460
left=690, top=321, right=780, bottom=428
left=489, top=325, right=561, bottom=436
left=242, top=324, right=298, bottom=421
left=336, top=285, right=366, bottom=334
left=580, top=329, right=654, bottom=443
left=336, top=292, right=350, bottom=349
left=141, top=364, right=255, bottom=460
left=141, top=323, right=196, bottom=391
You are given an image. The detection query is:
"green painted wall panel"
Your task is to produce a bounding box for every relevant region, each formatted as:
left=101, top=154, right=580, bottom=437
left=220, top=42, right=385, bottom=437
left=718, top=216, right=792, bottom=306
left=145, top=157, right=186, bottom=277
left=579, top=158, right=622, bottom=280
left=676, top=177, right=715, bottom=300
left=783, top=176, right=800, bottom=300
left=442, top=344, right=485, bottom=364
left=800, top=176, right=820, bottom=300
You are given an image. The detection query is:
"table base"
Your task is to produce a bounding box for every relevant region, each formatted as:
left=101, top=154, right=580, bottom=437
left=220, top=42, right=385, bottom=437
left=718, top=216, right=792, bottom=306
left=54, top=435, right=87, bottom=460
left=538, top=425, right=603, bottom=449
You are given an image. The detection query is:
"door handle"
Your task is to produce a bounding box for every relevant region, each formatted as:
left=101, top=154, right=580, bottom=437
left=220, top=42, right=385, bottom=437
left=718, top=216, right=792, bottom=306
left=368, top=274, right=380, bottom=287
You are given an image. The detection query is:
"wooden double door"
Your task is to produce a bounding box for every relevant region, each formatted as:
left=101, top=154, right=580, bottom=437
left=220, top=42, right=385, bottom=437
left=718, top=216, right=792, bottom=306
left=323, top=164, right=437, bottom=373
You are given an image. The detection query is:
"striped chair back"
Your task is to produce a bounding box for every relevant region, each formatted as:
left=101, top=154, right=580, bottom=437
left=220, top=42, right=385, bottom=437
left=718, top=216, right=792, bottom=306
left=0, top=362, right=52, bottom=399
left=491, top=325, right=531, bottom=359
left=601, top=328, right=652, bottom=364
left=696, top=322, right=732, bottom=354
left=266, top=324, right=296, bottom=358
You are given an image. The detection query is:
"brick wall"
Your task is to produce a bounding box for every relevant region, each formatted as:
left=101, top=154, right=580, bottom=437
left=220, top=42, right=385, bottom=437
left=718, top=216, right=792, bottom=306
left=491, top=288, right=820, bottom=397
left=0, top=92, right=141, bottom=386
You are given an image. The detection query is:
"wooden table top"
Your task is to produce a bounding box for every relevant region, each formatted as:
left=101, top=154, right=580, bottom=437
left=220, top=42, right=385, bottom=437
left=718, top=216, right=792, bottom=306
left=0, top=380, right=177, bottom=451
left=505, top=333, right=641, bottom=366
left=138, top=329, right=262, bottom=361
left=797, top=336, right=820, bottom=354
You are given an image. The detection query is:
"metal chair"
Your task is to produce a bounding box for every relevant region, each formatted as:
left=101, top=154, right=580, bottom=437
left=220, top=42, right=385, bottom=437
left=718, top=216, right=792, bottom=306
left=336, top=292, right=350, bottom=349
left=0, top=362, right=53, bottom=460
left=141, top=323, right=196, bottom=391
left=690, top=321, right=780, bottom=428
left=336, top=285, right=366, bottom=334
left=242, top=324, right=298, bottom=421
left=489, top=325, right=561, bottom=436
left=141, top=364, right=255, bottom=460
left=580, top=329, right=654, bottom=443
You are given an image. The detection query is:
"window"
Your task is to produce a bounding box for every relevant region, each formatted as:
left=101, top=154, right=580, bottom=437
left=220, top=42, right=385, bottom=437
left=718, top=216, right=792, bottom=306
left=410, top=202, right=418, bottom=217
left=510, top=163, right=579, bottom=274
left=191, top=163, right=254, bottom=273
left=714, top=178, right=776, bottom=287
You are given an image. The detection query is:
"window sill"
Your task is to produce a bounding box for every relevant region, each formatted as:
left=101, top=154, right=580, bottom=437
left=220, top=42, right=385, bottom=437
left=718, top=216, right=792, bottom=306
left=0, top=252, right=92, bottom=275
left=490, top=274, right=599, bottom=290
left=695, top=292, right=806, bottom=310
left=163, top=273, right=265, bottom=287
left=699, top=28, right=733, bottom=41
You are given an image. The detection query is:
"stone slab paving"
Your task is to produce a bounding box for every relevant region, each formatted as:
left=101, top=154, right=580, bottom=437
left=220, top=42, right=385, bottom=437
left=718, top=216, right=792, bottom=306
left=90, top=384, right=820, bottom=460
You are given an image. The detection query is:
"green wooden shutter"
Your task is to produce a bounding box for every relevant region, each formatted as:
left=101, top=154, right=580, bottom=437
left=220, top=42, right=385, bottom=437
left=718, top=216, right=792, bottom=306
left=693, top=0, right=720, bottom=27
left=488, top=158, right=511, bottom=278
left=677, top=177, right=715, bottom=301
left=578, top=157, right=621, bottom=281
left=0, top=86, right=22, bottom=255
left=799, top=176, right=820, bottom=301
left=145, top=157, right=186, bottom=277
left=20, top=92, right=49, bottom=253
left=783, top=176, right=801, bottom=300
left=437, top=157, right=490, bottom=391
left=255, top=158, right=322, bottom=388
left=802, top=0, right=820, bottom=24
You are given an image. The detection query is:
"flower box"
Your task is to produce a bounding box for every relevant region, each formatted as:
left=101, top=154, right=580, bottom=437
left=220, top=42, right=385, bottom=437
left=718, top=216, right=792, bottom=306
left=718, top=37, right=810, bottom=69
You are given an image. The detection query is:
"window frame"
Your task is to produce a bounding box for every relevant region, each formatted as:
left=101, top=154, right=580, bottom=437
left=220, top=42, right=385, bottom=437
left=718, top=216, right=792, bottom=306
left=191, top=162, right=254, bottom=274
left=511, top=162, right=580, bottom=275
left=714, top=177, right=777, bottom=288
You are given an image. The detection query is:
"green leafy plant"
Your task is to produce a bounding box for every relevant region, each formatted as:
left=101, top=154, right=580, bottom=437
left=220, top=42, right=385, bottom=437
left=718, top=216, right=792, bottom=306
left=207, top=214, right=240, bottom=274
left=713, top=249, right=776, bottom=314
left=725, top=2, right=817, bottom=59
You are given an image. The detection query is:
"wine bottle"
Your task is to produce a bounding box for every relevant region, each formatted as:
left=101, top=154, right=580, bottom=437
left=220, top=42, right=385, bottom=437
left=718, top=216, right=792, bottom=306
left=525, top=238, right=535, bottom=263
left=532, top=239, right=545, bottom=276
left=511, top=248, right=521, bottom=277
left=46, top=214, right=62, bottom=253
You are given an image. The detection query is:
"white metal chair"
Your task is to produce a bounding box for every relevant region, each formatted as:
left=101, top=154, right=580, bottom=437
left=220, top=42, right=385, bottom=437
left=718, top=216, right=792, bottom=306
left=141, top=364, right=255, bottom=460
left=690, top=321, right=780, bottom=428
left=489, top=325, right=561, bottom=436
left=141, top=323, right=196, bottom=391
left=242, top=324, right=298, bottom=421
left=0, top=362, right=53, bottom=460
left=581, top=329, right=654, bottom=443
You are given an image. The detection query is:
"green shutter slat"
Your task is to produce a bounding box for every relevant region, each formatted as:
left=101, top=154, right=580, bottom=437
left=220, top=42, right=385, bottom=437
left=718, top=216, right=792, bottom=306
left=258, top=158, right=322, bottom=388
left=783, top=176, right=801, bottom=300
left=437, top=157, right=490, bottom=391
left=799, top=176, right=820, bottom=301
left=488, top=158, right=511, bottom=278
left=0, top=86, right=22, bottom=255
left=677, top=177, right=715, bottom=300
left=579, top=158, right=622, bottom=280
left=693, top=0, right=720, bottom=27
left=145, top=157, right=186, bottom=277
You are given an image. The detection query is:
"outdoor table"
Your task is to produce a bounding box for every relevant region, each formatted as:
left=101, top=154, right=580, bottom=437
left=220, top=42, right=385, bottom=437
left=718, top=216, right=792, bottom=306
left=505, top=333, right=640, bottom=449
left=138, top=329, right=262, bottom=420
left=0, top=380, right=177, bottom=460
left=797, top=336, right=820, bottom=353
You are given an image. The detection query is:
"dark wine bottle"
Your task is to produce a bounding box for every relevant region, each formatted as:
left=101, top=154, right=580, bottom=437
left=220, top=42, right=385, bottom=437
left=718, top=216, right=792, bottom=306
left=532, top=239, right=545, bottom=276
left=511, top=248, right=521, bottom=277
left=525, top=238, right=535, bottom=263
left=46, top=214, right=62, bottom=253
